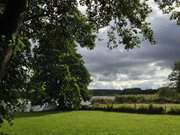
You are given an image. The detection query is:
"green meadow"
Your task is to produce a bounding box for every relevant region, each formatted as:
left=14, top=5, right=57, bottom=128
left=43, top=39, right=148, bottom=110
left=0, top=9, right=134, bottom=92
left=2, top=111, right=180, bottom=135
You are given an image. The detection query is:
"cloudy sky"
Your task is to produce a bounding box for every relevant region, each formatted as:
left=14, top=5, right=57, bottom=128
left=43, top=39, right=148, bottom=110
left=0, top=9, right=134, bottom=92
left=78, top=1, right=180, bottom=90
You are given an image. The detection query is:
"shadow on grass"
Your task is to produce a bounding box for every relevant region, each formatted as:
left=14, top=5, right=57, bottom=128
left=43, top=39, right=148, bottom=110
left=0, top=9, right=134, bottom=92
left=14, top=110, right=73, bottom=118
left=13, top=108, right=180, bottom=119
left=0, top=132, right=8, bottom=135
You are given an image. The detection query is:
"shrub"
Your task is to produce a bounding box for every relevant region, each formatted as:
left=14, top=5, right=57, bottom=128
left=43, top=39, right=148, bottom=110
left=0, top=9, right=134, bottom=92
left=168, top=107, right=180, bottom=114
left=81, top=104, right=165, bottom=114
left=114, top=95, right=157, bottom=103
left=137, top=104, right=164, bottom=114
left=91, top=98, right=114, bottom=105
left=158, top=87, right=177, bottom=98
left=114, top=93, right=180, bottom=104
left=157, top=87, right=180, bottom=103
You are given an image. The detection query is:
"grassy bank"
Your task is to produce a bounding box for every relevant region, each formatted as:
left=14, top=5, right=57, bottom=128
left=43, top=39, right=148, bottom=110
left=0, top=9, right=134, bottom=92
left=2, top=111, right=180, bottom=135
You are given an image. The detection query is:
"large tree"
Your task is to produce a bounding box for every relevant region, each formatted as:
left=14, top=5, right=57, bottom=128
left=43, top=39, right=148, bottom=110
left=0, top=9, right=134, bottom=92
left=0, top=0, right=155, bottom=127
left=28, top=29, right=91, bottom=109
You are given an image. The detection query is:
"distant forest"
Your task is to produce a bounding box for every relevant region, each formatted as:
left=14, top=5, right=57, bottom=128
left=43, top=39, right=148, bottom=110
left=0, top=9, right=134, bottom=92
left=90, top=88, right=157, bottom=96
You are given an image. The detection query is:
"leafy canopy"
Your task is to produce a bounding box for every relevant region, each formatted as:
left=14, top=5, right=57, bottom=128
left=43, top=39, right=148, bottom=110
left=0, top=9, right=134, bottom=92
left=0, top=0, right=155, bottom=127
left=29, top=29, right=91, bottom=109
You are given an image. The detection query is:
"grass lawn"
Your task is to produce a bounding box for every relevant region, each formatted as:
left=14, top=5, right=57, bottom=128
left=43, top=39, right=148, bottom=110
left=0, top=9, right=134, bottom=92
left=1, top=111, right=180, bottom=135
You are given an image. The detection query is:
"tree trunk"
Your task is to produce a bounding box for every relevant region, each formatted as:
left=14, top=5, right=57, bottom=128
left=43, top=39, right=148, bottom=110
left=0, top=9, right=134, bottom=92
left=0, top=47, right=13, bottom=80
left=0, top=0, right=27, bottom=80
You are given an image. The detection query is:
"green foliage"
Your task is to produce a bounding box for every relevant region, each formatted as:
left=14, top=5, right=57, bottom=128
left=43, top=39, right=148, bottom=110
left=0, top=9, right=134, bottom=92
left=158, top=87, right=178, bottom=98
left=114, top=94, right=158, bottom=103
left=91, top=98, right=114, bottom=105
left=90, top=103, right=180, bottom=113
left=0, top=37, right=32, bottom=126
left=168, top=107, right=180, bottom=114
left=27, top=81, right=46, bottom=105
left=80, top=0, right=155, bottom=49
left=0, top=0, right=155, bottom=127
left=155, top=0, right=180, bottom=25
left=168, top=61, right=180, bottom=92
left=20, top=0, right=155, bottom=50
left=91, top=88, right=157, bottom=96
left=23, top=0, right=96, bottom=49
left=92, top=93, right=180, bottom=104
left=82, top=103, right=180, bottom=114
left=28, top=30, right=91, bottom=110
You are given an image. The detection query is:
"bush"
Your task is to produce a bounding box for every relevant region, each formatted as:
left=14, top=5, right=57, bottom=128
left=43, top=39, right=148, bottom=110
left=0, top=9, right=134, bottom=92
left=81, top=104, right=165, bottom=114
left=168, top=107, right=180, bottom=114
left=114, top=95, right=157, bottom=103
left=158, top=87, right=177, bottom=98
left=114, top=92, right=180, bottom=104
left=157, top=87, right=180, bottom=103
left=91, top=98, right=114, bottom=105
left=137, top=104, right=164, bottom=114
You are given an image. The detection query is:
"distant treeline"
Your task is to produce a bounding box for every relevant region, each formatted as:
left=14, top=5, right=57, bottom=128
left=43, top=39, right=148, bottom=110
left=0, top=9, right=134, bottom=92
left=90, top=88, right=157, bottom=96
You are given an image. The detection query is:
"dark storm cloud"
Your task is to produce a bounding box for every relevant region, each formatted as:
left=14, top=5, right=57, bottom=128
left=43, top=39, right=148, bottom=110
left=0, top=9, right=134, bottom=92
left=78, top=1, right=180, bottom=89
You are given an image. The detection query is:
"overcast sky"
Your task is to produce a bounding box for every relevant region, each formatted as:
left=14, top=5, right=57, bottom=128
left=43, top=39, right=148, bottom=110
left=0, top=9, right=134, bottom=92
left=78, top=1, right=180, bottom=90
